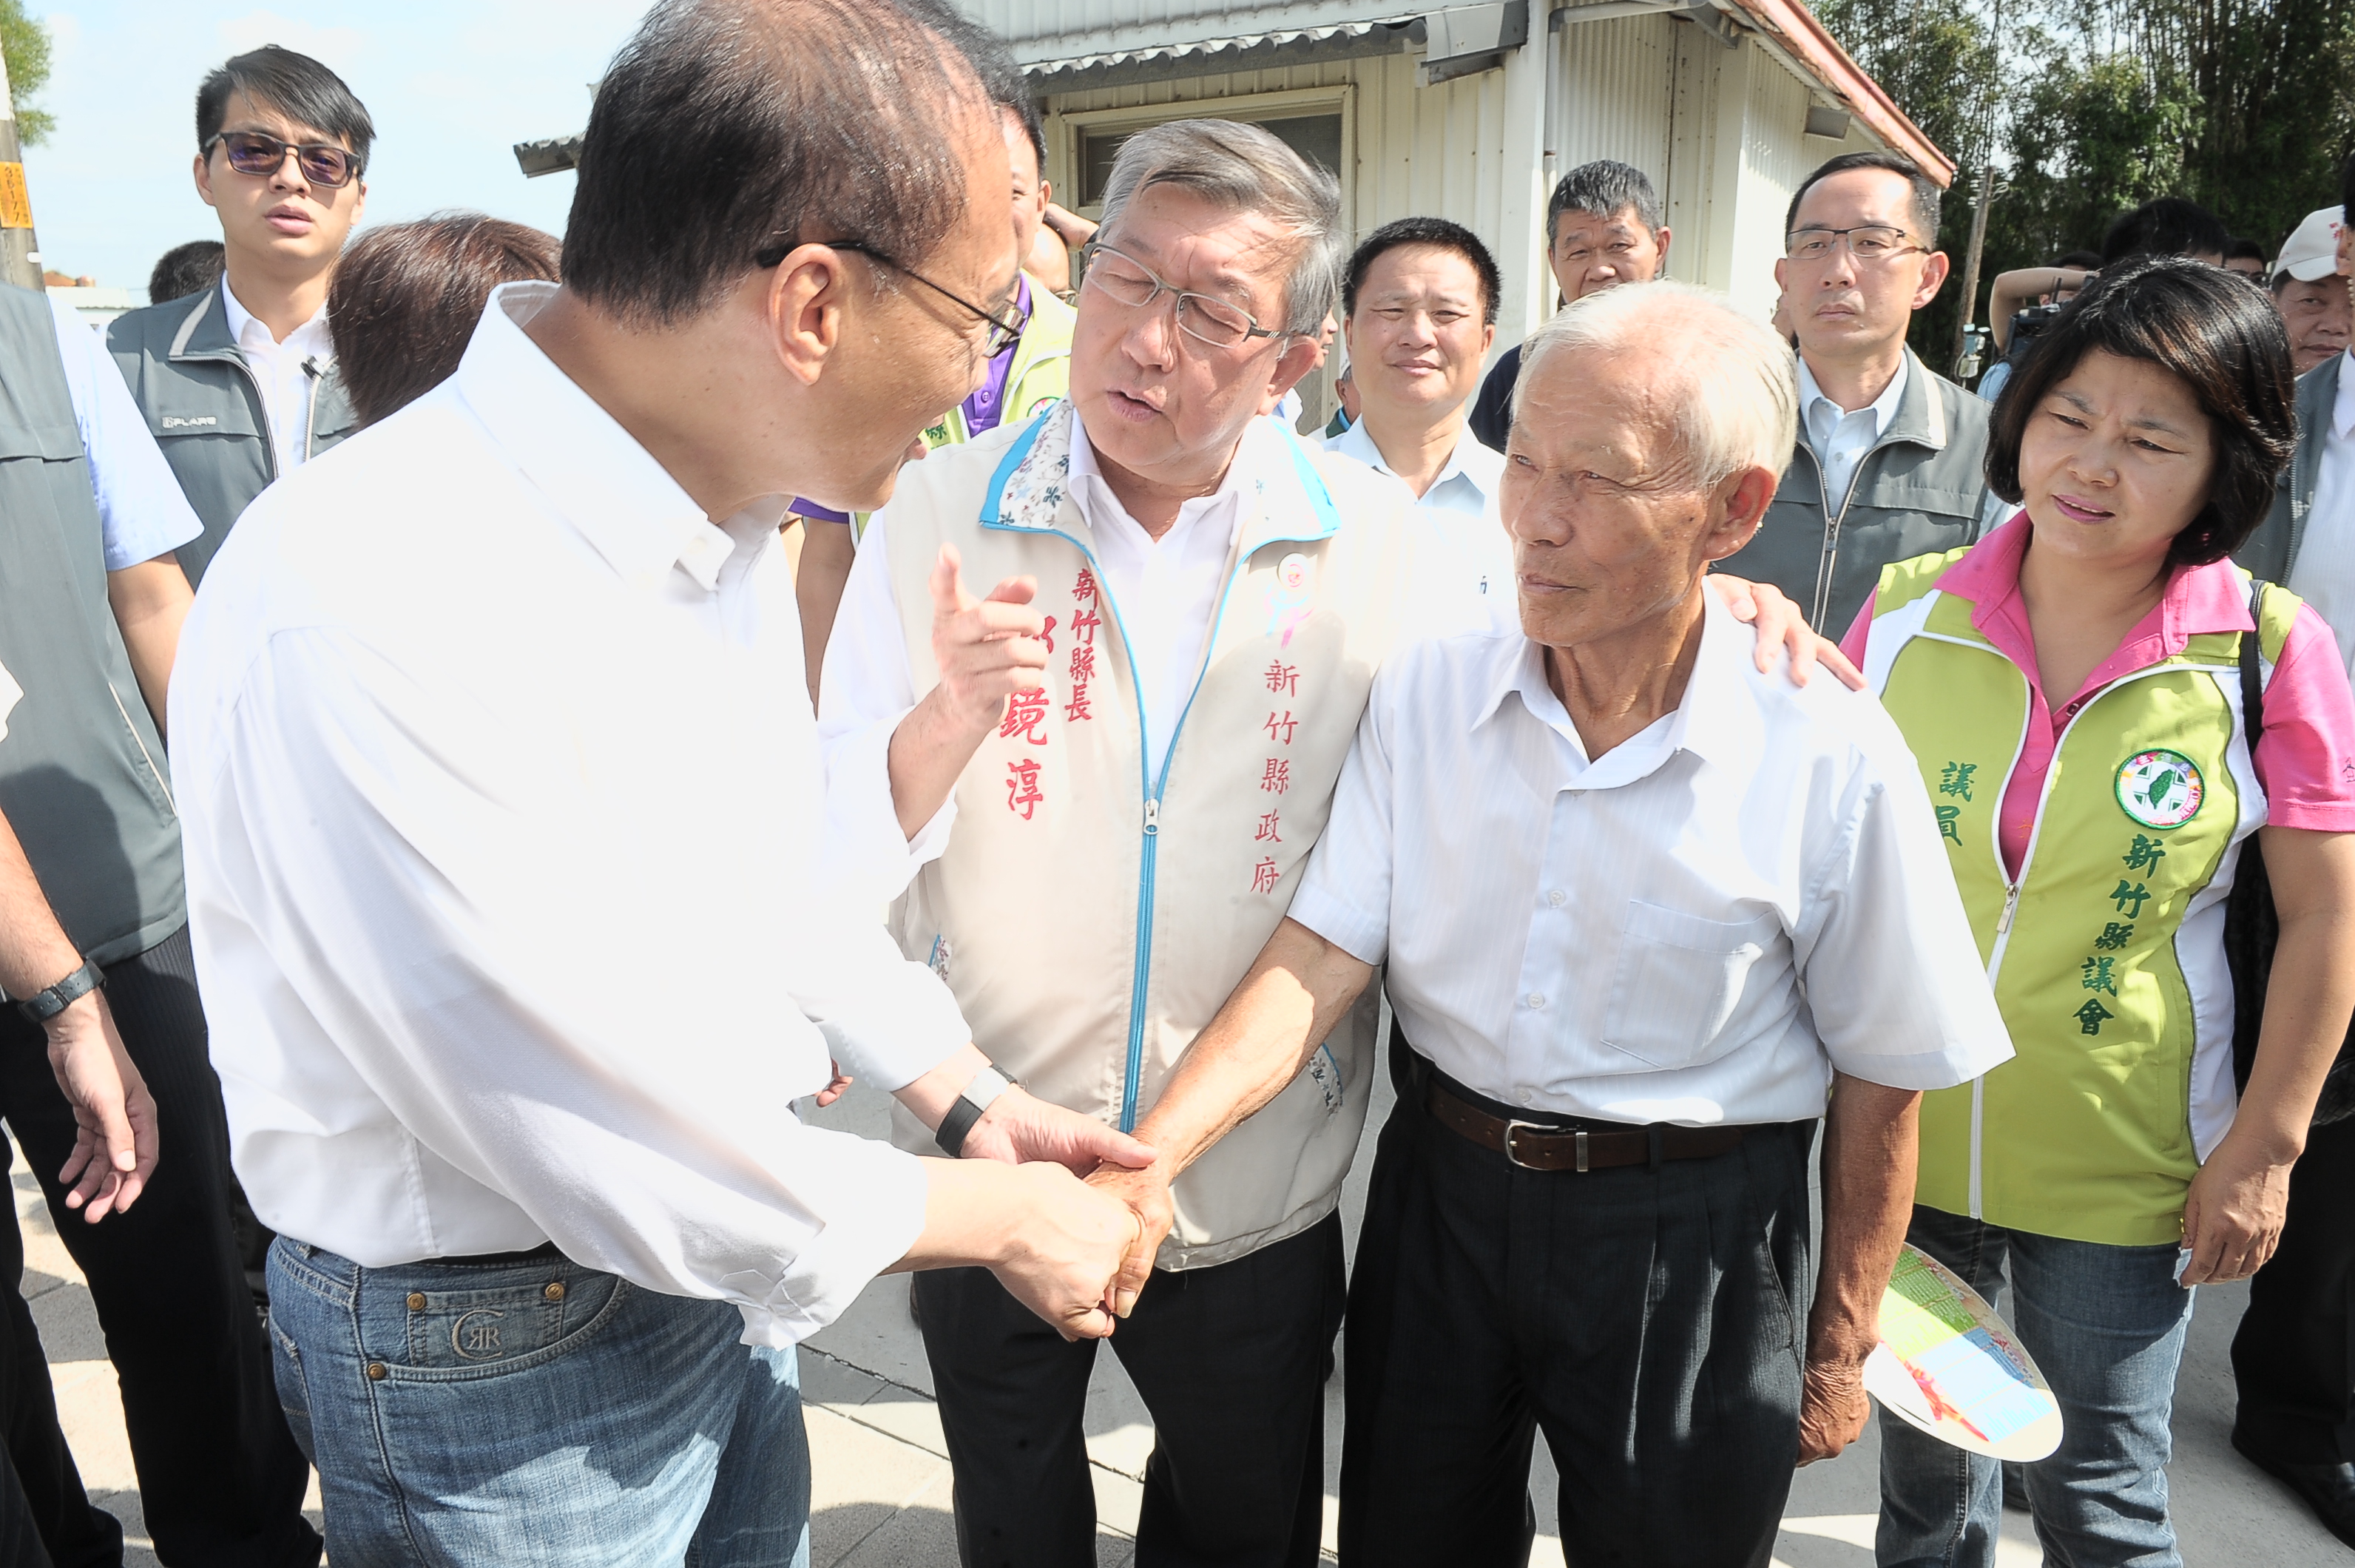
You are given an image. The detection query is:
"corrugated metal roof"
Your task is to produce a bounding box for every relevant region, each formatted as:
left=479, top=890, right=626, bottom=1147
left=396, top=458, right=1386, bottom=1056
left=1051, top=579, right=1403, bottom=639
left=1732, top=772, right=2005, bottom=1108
left=1020, top=15, right=1422, bottom=84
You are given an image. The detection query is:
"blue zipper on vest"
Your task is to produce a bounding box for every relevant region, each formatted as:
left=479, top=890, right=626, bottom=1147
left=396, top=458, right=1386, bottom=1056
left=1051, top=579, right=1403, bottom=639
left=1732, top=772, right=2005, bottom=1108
left=981, top=410, right=1342, bottom=1131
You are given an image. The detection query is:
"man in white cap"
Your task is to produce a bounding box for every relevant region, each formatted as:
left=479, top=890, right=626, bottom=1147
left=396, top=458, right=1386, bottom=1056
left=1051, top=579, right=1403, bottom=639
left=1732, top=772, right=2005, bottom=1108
left=2271, top=206, right=2351, bottom=376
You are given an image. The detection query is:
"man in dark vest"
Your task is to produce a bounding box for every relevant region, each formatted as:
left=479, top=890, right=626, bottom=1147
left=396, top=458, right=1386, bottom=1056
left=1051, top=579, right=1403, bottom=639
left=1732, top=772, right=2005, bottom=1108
left=0, top=280, right=321, bottom=1565
left=107, top=45, right=368, bottom=585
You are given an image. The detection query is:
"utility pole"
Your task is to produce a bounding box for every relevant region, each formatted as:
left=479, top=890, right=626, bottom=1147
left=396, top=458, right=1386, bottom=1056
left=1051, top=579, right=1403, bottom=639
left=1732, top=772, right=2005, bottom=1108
left=0, top=38, right=43, bottom=290
left=1952, top=158, right=1998, bottom=376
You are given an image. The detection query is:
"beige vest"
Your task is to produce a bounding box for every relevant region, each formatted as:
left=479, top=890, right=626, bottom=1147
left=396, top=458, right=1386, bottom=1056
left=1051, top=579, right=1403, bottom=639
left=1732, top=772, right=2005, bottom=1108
left=881, top=402, right=1447, bottom=1268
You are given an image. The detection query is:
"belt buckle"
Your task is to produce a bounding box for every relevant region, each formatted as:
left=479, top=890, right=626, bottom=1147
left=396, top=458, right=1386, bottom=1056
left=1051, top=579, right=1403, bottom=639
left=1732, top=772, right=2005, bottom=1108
left=1504, top=1121, right=1587, bottom=1172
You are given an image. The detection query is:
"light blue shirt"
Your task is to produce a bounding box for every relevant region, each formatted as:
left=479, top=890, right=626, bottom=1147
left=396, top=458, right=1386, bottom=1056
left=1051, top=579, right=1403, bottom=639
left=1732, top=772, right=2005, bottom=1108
left=1324, top=419, right=1513, bottom=608
left=1797, top=353, right=1908, bottom=518
left=47, top=296, right=203, bottom=571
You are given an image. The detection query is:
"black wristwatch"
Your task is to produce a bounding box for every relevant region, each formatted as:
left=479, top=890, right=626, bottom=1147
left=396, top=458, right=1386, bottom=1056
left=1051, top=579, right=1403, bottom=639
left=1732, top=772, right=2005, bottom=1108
left=936, top=1065, right=1017, bottom=1158
left=15, top=957, right=102, bottom=1024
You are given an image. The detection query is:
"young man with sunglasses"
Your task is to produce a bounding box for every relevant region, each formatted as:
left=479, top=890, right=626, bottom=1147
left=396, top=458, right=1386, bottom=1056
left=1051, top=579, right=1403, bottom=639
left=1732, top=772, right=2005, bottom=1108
left=1718, top=152, right=1993, bottom=632
left=108, top=46, right=368, bottom=587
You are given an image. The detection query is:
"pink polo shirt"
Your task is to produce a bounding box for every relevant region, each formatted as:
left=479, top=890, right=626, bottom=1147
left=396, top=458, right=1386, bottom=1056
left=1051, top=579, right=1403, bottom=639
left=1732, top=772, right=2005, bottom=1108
left=1842, top=513, right=2355, bottom=879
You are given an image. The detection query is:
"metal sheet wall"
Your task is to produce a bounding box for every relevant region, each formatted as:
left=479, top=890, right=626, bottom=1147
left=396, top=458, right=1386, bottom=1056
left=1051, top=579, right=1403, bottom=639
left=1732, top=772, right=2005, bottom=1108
left=972, top=0, right=1405, bottom=57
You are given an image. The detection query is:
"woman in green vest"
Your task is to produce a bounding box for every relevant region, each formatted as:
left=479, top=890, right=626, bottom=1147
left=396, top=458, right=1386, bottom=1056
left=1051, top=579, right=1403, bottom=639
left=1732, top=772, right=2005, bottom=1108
left=1844, top=257, right=2355, bottom=1567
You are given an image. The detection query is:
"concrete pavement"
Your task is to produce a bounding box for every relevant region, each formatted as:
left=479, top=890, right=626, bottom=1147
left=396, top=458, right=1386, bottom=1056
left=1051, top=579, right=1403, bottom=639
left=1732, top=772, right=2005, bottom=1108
left=14, top=1055, right=2348, bottom=1564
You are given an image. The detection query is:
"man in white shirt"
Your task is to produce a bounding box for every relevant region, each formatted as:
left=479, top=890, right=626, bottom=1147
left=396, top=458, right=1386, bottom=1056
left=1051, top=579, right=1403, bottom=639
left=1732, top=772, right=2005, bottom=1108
left=1161, top=283, right=2012, bottom=1567
left=107, top=45, right=367, bottom=585
left=1721, top=152, right=1993, bottom=631
left=1324, top=217, right=1513, bottom=607
left=169, top=5, right=1146, bottom=1562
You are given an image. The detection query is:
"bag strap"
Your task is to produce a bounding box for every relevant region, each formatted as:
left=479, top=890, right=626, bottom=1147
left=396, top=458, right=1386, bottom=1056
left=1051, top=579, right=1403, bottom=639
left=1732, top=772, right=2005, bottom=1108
left=2240, top=579, right=2270, bottom=743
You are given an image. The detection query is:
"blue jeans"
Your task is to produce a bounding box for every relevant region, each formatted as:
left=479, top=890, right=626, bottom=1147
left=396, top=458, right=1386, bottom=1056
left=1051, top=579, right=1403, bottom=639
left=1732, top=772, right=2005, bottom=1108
left=1876, top=1207, right=2194, bottom=1568
left=266, top=1237, right=810, bottom=1567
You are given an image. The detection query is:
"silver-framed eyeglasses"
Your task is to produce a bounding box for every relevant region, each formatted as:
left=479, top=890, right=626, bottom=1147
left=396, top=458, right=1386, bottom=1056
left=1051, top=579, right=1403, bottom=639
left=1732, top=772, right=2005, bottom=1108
left=1784, top=224, right=1922, bottom=263
left=1080, top=241, right=1283, bottom=350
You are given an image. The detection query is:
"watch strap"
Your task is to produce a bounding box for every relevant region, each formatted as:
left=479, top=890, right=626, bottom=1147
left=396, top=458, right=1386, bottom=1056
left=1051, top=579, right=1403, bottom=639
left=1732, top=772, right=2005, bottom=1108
left=14, top=957, right=102, bottom=1024
left=935, top=1066, right=1016, bottom=1158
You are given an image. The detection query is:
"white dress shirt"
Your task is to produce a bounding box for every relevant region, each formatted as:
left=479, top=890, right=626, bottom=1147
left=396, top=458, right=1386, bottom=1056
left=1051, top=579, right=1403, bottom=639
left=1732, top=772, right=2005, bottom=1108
left=220, top=277, right=335, bottom=477
left=46, top=296, right=202, bottom=570
left=1324, top=418, right=1514, bottom=608
left=2291, top=349, right=2355, bottom=677
left=169, top=281, right=970, bottom=1347
left=820, top=413, right=1249, bottom=882
left=1288, top=590, right=2013, bottom=1123
left=1798, top=353, right=1909, bottom=517
left=0, top=658, right=18, bottom=737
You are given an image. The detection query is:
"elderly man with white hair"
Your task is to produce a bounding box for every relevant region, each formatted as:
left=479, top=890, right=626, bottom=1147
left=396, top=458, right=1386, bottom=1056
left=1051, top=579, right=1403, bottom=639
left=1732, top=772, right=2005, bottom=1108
left=820, top=120, right=1842, bottom=1566
left=1175, top=282, right=2015, bottom=1567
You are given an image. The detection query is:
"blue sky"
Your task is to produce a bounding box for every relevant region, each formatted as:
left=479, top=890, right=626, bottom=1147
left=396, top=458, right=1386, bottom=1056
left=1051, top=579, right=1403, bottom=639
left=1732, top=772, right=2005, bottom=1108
left=18, top=2, right=655, bottom=300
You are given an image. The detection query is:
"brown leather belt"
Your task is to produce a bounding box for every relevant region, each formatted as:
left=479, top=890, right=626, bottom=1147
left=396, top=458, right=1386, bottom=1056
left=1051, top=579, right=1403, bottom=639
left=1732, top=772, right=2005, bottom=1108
left=1424, top=1077, right=1750, bottom=1172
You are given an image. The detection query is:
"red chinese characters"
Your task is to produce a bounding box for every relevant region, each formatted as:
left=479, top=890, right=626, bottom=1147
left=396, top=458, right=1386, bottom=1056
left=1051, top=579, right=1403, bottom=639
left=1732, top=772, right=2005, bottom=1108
left=999, top=689, right=1050, bottom=745
left=1251, top=857, right=1281, bottom=895
left=1264, top=710, right=1297, bottom=746
left=1260, top=759, right=1290, bottom=795
left=1066, top=568, right=1100, bottom=723
left=1006, top=758, right=1044, bottom=821
left=1265, top=660, right=1298, bottom=696
left=1254, top=810, right=1282, bottom=843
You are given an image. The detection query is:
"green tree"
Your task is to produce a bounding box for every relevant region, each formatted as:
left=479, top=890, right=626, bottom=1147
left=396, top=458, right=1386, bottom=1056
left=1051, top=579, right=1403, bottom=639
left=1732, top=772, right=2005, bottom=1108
left=0, top=0, right=53, bottom=146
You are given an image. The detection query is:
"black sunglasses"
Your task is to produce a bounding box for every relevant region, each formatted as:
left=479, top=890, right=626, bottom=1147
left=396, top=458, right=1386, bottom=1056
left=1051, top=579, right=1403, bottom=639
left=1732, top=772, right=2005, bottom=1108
left=754, top=237, right=1024, bottom=358
left=205, top=130, right=363, bottom=190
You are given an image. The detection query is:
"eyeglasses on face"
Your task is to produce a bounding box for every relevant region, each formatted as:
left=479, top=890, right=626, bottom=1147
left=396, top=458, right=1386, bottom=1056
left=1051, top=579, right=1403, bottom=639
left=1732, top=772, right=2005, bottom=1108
left=1784, top=224, right=1922, bottom=263
left=1078, top=241, right=1283, bottom=351
left=205, top=130, right=362, bottom=190
left=753, top=236, right=1025, bottom=359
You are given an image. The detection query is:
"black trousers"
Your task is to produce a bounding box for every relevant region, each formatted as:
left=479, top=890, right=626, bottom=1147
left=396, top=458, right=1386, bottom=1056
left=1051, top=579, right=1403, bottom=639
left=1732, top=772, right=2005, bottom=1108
left=914, top=1209, right=1345, bottom=1568
left=2233, top=1115, right=2355, bottom=1464
left=0, top=927, right=318, bottom=1568
left=0, top=1152, right=108, bottom=1568
left=1339, top=1045, right=1812, bottom=1568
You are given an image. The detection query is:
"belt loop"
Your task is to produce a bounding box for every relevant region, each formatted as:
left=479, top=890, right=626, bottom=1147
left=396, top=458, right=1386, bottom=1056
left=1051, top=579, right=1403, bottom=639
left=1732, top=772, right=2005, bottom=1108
left=1575, top=1129, right=1590, bottom=1173
left=1646, top=1124, right=1665, bottom=1170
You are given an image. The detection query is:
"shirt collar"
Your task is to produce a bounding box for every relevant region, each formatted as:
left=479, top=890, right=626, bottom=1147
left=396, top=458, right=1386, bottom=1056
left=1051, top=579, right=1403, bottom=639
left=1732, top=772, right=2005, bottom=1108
left=453, top=282, right=758, bottom=592
left=1331, top=418, right=1503, bottom=503
left=1797, top=352, right=1909, bottom=445
left=1935, top=510, right=2258, bottom=677
left=1473, top=583, right=1758, bottom=778
left=220, top=275, right=331, bottom=358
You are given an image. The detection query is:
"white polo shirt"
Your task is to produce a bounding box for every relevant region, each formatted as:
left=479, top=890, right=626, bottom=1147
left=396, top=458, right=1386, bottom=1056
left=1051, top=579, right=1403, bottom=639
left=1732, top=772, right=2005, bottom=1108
left=1287, top=587, right=2013, bottom=1124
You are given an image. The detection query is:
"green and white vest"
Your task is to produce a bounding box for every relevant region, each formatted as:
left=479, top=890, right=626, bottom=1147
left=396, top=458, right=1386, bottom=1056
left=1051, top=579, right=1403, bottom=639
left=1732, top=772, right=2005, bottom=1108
left=1861, top=549, right=2294, bottom=1246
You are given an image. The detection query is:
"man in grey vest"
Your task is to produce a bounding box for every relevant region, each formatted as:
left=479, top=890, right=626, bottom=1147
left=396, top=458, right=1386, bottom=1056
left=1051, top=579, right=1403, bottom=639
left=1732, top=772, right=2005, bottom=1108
left=0, top=281, right=322, bottom=1565
left=107, top=46, right=367, bottom=586
left=1720, top=152, right=1992, bottom=633
left=2231, top=155, right=2355, bottom=1550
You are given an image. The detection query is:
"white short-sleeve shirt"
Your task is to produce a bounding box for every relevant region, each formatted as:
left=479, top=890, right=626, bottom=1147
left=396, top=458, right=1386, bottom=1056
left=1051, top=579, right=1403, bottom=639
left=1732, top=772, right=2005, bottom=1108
left=1287, top=588, right=2014, bottom=1123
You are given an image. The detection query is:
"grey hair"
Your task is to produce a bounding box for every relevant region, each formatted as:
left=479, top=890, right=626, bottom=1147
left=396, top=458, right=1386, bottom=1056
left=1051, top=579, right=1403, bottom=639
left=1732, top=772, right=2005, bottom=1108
left=1096, top=118, right=1343, bottom=337
left=1547, top=159, right=1663, bottom=247
left=1512, top=281, right=1797, bottom=489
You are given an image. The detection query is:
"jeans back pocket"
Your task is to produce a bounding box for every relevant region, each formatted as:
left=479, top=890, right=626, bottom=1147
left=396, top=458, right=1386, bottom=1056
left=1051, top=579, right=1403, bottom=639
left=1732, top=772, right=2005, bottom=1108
left=1599, top=900, right=1781, bottom=1070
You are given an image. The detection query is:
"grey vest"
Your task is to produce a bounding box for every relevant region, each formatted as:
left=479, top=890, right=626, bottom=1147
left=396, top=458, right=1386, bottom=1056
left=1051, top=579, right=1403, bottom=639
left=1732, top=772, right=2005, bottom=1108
left=0, top=285, right=186, bottom=965
left=105, top=285, right=357, bottom=586
left=2236, top=352, right=2337, bottom=582
left=1720, top=348, right=1994, bottom=633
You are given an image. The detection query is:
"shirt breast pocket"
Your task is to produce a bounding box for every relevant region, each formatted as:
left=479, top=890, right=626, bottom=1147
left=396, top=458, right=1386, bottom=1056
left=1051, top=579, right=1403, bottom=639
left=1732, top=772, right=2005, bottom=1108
left=1599, top=901, right=1781, bottom=1071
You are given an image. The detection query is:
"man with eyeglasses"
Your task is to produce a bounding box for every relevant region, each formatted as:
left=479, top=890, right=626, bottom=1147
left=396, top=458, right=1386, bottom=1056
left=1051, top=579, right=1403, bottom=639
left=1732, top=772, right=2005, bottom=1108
left=107, top=46, right=368, bottom=587
left=790, top=65, right=1077, bottom=702
left=817, top=115, right=1838, bottom=1568
left=1720, top=152, right=1993, bottom=632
